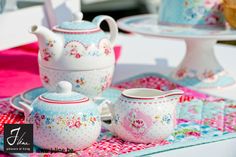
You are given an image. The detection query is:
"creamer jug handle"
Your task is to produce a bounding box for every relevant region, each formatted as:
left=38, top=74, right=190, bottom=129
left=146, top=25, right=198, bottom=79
left=93, top=97, right=116, bottom=134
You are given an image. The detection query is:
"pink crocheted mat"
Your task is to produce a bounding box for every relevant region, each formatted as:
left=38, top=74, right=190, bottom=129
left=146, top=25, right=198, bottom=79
left=1, top=73, right=236, bottom=157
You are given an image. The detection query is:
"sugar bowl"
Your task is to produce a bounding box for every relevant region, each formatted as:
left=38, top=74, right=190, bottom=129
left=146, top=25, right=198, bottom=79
left=20, top=81, right=101, bottom=151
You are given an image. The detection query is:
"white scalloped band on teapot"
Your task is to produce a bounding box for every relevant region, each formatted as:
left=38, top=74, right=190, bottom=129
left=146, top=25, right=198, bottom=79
left=30, top=12, right=118, bottom=71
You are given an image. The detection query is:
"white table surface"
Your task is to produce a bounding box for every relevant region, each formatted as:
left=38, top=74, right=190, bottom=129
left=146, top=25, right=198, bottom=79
left=113, top=34, right=236, bottom=157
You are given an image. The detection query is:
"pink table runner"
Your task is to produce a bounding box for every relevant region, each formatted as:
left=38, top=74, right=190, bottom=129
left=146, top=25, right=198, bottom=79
left=1, top=74, right=236, bottom=156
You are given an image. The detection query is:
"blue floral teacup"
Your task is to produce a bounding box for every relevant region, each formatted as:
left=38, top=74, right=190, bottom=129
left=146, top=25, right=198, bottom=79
left=159, top=0, right=225, bottom=27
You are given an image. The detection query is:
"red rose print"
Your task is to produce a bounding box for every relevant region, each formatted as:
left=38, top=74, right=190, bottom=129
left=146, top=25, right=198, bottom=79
left=75, top=53, right=81, bottom=58
left=132, top=119, right=145, bottom=129
left=43, top=76, right=49, bottom=84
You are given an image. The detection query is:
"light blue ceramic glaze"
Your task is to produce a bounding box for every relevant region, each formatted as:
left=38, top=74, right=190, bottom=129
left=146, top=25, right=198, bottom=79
left=159, top=0, right=225, bottom=27
left=53, top=12, right=108, bottom=46
left=23, top=81, right=101, bottom=150
left=59, top=21, right=97, bottom=30
left=41, top=91, right=86, bottom=101
left=62, top=31, right=107, bottom=46
left=31, top=100, right=99, bottom=118
left=30, top=81, right=99, bottom=116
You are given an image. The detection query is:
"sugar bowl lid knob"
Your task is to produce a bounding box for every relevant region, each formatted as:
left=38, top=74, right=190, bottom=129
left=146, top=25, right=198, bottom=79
left=56, top=81, right=72, bottom=94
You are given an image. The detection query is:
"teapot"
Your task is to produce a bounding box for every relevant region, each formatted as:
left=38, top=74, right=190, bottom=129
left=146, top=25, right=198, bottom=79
left=30, top=12, right=118, bottom=97
left=19, top=81, right=102, bottom=151
left=103, top=88, right=183, bottom=143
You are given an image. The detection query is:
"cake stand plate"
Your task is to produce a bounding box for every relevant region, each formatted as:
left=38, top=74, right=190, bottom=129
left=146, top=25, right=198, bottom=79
left=118, top=14, right=236, bottom=89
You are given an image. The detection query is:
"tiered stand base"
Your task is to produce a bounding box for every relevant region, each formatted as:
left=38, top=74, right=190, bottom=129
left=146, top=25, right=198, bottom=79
left=118, top=14, right=236, bottom=89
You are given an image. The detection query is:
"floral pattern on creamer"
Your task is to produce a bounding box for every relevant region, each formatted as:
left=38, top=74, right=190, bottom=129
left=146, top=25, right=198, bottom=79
left=122, top=109, right=152, bottom=137
left=27, top=112, right=99, bottom=129
left=113, top=114, right=120, bottom=124
left=153, top=114, right=172, bottom=125
left=162, top=114, right=172, bottom=125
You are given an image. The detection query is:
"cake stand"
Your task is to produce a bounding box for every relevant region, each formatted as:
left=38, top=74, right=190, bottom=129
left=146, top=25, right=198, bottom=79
left=118, top=14, right=236, bottom=89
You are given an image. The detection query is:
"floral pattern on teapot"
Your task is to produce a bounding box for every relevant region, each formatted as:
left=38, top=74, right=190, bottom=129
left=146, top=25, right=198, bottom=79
left=94, top=72, right=113, bottom=93
left=75, top=77, right=86, bottom=88
left=42, top=48, right=55, bottom=61
left=62, top=38, right=112, bottom=59
left=42, top=75, right=50, bottom=84
left=40, top=39, right=57, bottom=61
left=65, top=41, right=86, bottom=59
left=41, top=38, right=112, bottom=61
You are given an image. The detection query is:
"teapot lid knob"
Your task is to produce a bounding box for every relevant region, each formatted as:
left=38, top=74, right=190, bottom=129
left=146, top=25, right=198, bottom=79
left=73, top=12, right=83, bottom=21
left=56, top=81, right=72, bottom=94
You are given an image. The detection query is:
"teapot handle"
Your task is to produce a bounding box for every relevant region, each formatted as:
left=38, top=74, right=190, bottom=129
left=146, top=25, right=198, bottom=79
left=92, top=15, right=118, bottom=45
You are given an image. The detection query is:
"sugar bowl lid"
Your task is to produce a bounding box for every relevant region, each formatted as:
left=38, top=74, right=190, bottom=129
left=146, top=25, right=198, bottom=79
left=53, top=12, right=99, bottom=32
left=39, top=81, right=89, bottom=104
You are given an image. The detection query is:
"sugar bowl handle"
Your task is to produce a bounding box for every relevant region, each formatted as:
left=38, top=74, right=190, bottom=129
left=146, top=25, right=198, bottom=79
left=92, top=15, right=118, bottom=45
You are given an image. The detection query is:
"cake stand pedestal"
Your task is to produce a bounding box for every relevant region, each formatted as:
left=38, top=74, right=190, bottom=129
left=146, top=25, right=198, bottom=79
left=118, top=14, right=236, bottom=89
left=172, top=39, right=235, bottom=89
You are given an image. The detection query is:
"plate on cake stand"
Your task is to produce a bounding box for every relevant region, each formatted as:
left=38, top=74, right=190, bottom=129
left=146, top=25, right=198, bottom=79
left=118, top=14, right=236, bottom=89
left=10, top=88, right=121, bottom=120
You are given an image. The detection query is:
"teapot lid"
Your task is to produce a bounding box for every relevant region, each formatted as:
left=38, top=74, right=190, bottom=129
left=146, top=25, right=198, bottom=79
left=55, top=12, right=98, bottom=31
left=39, top=81, right=89, bottom=104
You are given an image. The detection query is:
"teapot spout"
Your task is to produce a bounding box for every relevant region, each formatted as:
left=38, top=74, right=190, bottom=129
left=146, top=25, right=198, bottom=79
left=30, top=25, right=63, bottom=61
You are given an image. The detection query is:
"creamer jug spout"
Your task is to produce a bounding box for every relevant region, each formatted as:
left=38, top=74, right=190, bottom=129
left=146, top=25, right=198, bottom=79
left=163, top=89, right=184, bottom=102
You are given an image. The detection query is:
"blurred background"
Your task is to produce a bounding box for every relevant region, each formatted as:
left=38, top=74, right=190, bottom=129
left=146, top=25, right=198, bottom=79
left=0, top=0, right=235, bottom=45
left=0, top=0, right=160, bottom=18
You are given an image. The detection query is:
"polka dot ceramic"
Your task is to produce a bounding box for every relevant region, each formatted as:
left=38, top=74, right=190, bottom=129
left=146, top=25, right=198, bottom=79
left=159, top=0, right=225, bottom=27
left=39, top=65, right=114, bottom=98
left=30, top=12, right=118, bottom=97
left=103, top=88, right=183, bottom=144
left=19, top=81, right=102, bottom=151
